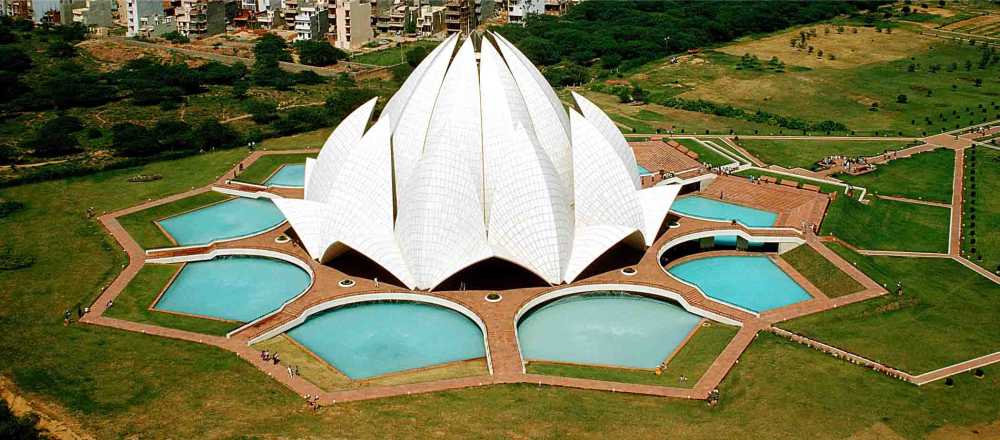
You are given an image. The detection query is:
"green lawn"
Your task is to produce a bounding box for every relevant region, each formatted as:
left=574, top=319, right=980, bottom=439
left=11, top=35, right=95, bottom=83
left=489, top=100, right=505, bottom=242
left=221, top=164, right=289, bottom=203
left=838, top=148, right=955, bottom=203
left=5, top=147, right=1000, bottom=437
left=104, top=264, right=238, bottom=336
left=235, top=153, right=315, bottom=185
left=350, top=41, right=439, bottom=66
left=737, top=139, right=912, bottom=169
left=962, top=146, right=1000, bottom=273
left=781, top=243, right=1000, bottom=374
left=780, top=244, right=864, bottom=298
left=257, top=127, right=333, bottom=151
left=117, top=191, right=230, bottom=249
left=821, top=195, right=950, bottom=252
left=527, top=323, right=738, bottom=388
left=674, top=138, right=735, bottom=167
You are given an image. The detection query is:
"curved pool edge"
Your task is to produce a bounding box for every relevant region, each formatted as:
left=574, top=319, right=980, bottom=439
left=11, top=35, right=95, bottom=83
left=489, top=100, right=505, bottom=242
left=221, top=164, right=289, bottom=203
left=246, top=293, right=495, bottom=376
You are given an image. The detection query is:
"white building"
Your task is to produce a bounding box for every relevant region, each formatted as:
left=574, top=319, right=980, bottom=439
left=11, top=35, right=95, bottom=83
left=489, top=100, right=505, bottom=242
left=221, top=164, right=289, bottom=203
left=293, top=0, right=328, bottom=41
left=126, top=0, right=167, bottom=37
left=274, top=33, right=681, bottom=290
left=334, top=0, right=371, bottom=49
left=507, top=0, right=541, bottom=24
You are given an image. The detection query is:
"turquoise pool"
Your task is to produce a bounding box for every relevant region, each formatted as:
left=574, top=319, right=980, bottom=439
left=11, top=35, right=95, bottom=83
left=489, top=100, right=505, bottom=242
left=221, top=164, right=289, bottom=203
left=155, top=256, right=311, bottom=322
left=517, top=293, right=702, bottom=369
left=637, top=164, right=653, bottom=175
left=668, top=255, right=810, bottom=312
left=287, top=302, right=486, bottom=379
left=671, top=196, right=778, bottom=227
left=265, top=164, right=305, bottom=187
left=158, top=197, right=285, bottom=246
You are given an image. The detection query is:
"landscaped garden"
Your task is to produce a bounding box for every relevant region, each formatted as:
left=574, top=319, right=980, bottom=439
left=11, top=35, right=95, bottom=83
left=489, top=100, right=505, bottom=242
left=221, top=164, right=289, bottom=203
left=780, top=244, right=864, bottom=298
left=781, top=243, right=1000, bottom=374
left=821, top=195, right=950, bottom=253
left=736, top=138, right=912, bottom=169
left=674, top=138, right=734, bottom=167
left=962, top=146, right=999, bottom=272
left=838, top=148, right=955, bottom=203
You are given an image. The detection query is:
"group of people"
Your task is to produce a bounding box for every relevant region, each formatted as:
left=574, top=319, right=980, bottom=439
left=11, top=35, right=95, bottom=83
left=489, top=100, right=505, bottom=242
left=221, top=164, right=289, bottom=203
left=303, top=394, right=320, bottom=411
left=818, top=155, right=874, bottom=174
left=63, top=304, right=92, bottom=326
left=259, top=349, right=281, bottom=365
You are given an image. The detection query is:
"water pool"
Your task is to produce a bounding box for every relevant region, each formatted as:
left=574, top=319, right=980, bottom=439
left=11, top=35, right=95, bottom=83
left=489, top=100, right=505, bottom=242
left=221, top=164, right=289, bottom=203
left=637, top=164, right=652, bottom=175
left=671, top=196, right=778, bottom=227
left=668, top=255, right=810, bottom=312
left=287, top=302, right=486, bottom=379
left=155, top=256, right=311, bottom=322
left=517, top=293, right=702, bottom=369
left=158, top=197, right=285, bottom=246
left=265, top=164, right=305, bottom=187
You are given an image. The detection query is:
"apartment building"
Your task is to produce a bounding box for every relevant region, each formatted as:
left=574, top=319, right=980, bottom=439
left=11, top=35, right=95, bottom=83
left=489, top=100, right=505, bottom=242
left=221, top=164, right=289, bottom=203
left=334, top=0, right=371, bottom=49
left=175, top=0, right=227, bottom=37
left=506, top=0, right=539, bottom=24
left=126, top=0, right=167, bottom=36
left=293, top=0, right=327, bottom=41
left=443, top=0, right=472, bottom=36
left=374, top=0, right=408, bottom=34
left=416, top=3, right=442, bottom=36
left=543, top=0, right=566, bottom=16
left=72, top=0, right=114, bottom=26
left=0, top=0, right=32, bottom=19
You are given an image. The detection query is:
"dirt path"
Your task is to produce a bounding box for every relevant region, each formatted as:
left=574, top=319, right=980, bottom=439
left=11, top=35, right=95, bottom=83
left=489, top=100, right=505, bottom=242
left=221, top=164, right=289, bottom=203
left=220, top=101, right=326, bottom=124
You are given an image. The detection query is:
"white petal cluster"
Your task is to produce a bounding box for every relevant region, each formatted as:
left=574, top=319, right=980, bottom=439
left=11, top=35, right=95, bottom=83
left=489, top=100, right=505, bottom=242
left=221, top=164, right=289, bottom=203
left=274, top=33, right=681, bottom=290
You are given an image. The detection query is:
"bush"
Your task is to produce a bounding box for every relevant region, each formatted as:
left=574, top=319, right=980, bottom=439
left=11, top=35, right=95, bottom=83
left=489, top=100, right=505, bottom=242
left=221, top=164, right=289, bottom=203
left=152, top=119, right=194, bottom=151
left=45, top=40, right=76, bottom=58
left=162, top=31, right=190, bottom=44
left=391, top=63, right=413, bottom=83
left=196, top=61, right=246, bottom=85
left=21, top=115, right=84, bottom=157
left=0, top=46, right=32, bottom=73
left=0, top=199, right=24, bottom=218
left=325, top=87, right=377, bottom=121
left=405, top=45, right=430, bottom=67
left=193, top=120, right=241, bottom=150
left=111, top=123, right=160, bottom=156
left=0, top=245, right=35, bottom=270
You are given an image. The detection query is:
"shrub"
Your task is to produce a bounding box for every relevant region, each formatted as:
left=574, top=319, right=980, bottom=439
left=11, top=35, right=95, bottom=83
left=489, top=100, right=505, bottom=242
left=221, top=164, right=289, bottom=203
left=0, top=199, right=24, bottom=218
left=162, top=31, right=190, bottom=44
left=111, top=123, right=158, bottom=156
left=0, top=245, right=35, bottom=270
left=294, top=40, right=346, bottom=66
left=46, top=40, right=76, bottom=58
left=244, top=99, right=278, bottom=124
left=405, top=45, right=430, bottom=67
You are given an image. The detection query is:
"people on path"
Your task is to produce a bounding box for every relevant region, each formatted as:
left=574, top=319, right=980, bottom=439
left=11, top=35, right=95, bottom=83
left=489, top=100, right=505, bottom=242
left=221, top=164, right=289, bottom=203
left=63, top=309, right=71, bottom=326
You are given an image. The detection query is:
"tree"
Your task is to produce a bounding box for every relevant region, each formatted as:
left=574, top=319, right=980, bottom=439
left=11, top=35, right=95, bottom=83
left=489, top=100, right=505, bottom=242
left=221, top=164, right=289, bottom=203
left=518, top=36, right=560, bottom=66
left=391, top=63, right=413, bottom=83
left=405, top=45, right=431, bottom=67
left=111, top=123, right=158, bottom=156
left=162, top=31, right=190, bottom=44
left=325, top=87, right=377, bottom=120
left=152, top=119, right=193, bottom=150
left=0, top=47, right=32, bottom=73
left=897, top=94, right=908, bottom=103
left=244, top=99, right=278, bottom=123
left=193, top=120, right=241, bottom=150
left=294, top=40, right=346, bottom=66
left=403, top=12, right=417, bottom=34
left=22, top=115, right=83, bottom=157
left=46, top=40, right=76, bottom=58
left=231, top=80, right=249, bottom=100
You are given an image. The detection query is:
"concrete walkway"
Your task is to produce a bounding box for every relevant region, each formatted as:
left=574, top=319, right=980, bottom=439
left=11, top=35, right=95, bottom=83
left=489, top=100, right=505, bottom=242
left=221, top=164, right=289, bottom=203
left=876, top=195, right=951, bottom=208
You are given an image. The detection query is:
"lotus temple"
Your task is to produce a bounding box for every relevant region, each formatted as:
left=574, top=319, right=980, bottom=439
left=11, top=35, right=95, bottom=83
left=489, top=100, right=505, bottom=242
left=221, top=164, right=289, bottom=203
left=84, top=32, right=889, bottom=404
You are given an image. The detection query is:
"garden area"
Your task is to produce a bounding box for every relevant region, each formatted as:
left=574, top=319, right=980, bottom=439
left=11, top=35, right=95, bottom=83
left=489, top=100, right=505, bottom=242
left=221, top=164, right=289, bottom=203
left=736, top=138, right=913, bottom=169
left=821, top=195, right=950, bottom=253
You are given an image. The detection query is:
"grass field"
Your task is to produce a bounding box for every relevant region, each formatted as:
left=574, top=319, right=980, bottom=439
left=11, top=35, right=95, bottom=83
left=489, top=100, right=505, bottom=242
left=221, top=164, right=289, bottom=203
left=781, top=243, right=1000, bottom=374
left=526, top=323, right=738, bottom=388
left=838, top=149, right=955, bottom=203
left=4, top=146, right=1000, bottom=437
left=117, top=191, right=230, bottom=249
left=674, top=138, right=734, bottom=167
left=105, top=264, right=238, bottom=336
left=821, top=195, right=950, bottom=252
left=236, top=153, right=316, bottom=184
left=350, top=41, right=439, bottom=66
left=780, top=244, right=864, bottom=298
left=732, top=169, right=842, bottom=193
left=962, top=146, right=1000, bottom=272
left=736, top=138, right=912, bottom=169
left=616, top=25, right=1000, bottom=136
left=258, top=127, right=333, bottom=150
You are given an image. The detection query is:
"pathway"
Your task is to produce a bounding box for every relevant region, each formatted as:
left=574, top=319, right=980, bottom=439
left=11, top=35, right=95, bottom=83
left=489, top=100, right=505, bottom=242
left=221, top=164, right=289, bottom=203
left=220, top=102, right=326, bottom=124
left=876, top=195, right=951, bottom=208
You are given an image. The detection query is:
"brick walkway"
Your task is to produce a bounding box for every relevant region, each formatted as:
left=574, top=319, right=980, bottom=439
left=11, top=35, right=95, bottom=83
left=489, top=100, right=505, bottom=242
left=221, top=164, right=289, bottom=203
left=83, top=149, right=901, bottom=405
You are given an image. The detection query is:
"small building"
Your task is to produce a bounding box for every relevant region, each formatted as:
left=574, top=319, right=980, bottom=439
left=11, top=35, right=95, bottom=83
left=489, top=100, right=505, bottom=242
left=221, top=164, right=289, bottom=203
left=506, top=0, right=541, bottom=24
left=417, top=4, right=443, bottom=36
left=126, top=0, right=167, bottom=36
left=444, top=0, right=473, bottom=36
left=334, top=0, right=372, bottom=50
left=72, top=0, right=114, bottom=27
left=294, top=0, right=328, bottom=41
left=1, top=0, right=32, bottom=19
left=543, top=0, right=567, bottom=16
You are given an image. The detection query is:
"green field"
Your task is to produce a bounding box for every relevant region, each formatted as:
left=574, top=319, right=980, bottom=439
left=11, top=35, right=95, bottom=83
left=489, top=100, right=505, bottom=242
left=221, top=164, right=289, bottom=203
left=4, top=143, right=1000, bottom=438
left=350, top=41, right=439, bottom=66
left=838, top=149, right=955, bottom=203
left=674, top=138, right=734, bottom=167
left=235, top=153, right=315, bottom=184
left=962, top=146, right=1000, bottom=272
left=117, top=191, right=230, bottom=249
left=736, top=139, right=912, bottom=169
left=732, top=169, right=843, bottom=193
left=527, top=323, right=738, bottom=388
left=821, top=195, right=950, bottom=252
left=781, top=243, right=1000, bottom=374
left=105, top=264, right=238, bottom=336
left=780, top=244, right=864, bottom=298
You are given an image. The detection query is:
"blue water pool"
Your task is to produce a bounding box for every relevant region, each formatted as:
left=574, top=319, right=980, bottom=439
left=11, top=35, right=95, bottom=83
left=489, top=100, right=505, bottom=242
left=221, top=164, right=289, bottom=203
left=158, top=197, right=285, bottom=246
left=265, top=164, right=306, bottom=187
left=671, top=196, right=778, bottom=227
left=155, top=256, right=311, bottom=322
left=288, top=302, right=486, bottom=379
left=517, top=293, right=702, bottom=369
left=637, top=164, right=653, bottom=175
left=668, top=255, right=811, bottom=312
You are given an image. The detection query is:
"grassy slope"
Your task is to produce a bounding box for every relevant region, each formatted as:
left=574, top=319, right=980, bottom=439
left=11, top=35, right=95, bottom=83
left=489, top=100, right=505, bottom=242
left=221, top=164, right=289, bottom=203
left=839, top=148, right=955, bottom=203
left=781, top=243, right=1000, bottom=374
left=235, top=153, right=316, bottom=184
left=104, top=264, right=237, bottom=336
left=2, top=148, right=1000, bottom=438
left=963, top=147, right=1000, bottom=272
left=780, top=245, right=863, bottom=298
left=674, top=138, right=734, bottom=167
left=527, top=323, right=738, bottom=388
left=821, top=195, right=949, bottom=252
left=350, top=41, right=438, bottom=66
left=737, top=139, right=911, bottom=169
left=258, top=127, right=333, bottom=150
left=117, top=191, right=230, bottom=249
